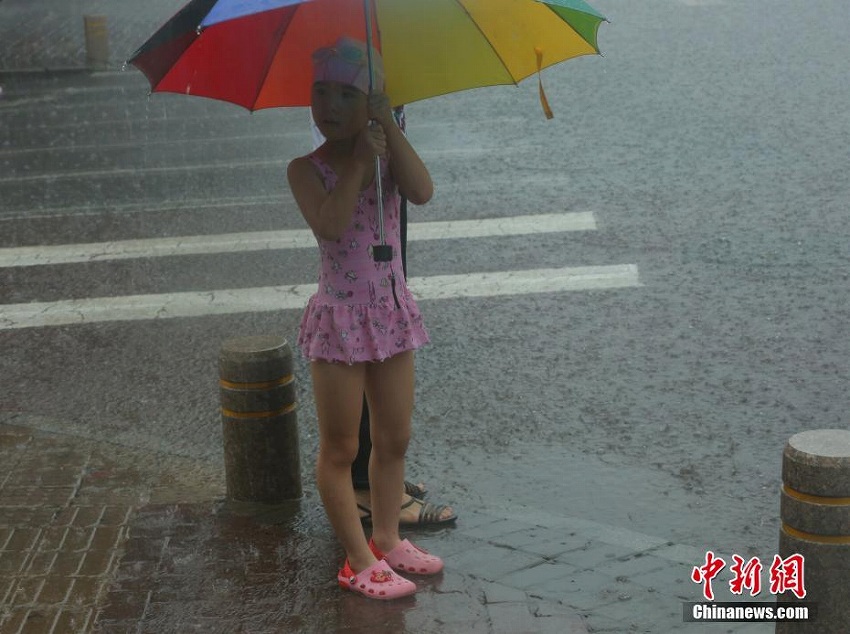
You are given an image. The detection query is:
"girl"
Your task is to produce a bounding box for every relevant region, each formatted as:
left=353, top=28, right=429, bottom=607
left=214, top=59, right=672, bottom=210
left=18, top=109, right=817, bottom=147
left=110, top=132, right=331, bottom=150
left=310, top=102, right=458, bottom=528
left=287, top=37, right=443, bottom=600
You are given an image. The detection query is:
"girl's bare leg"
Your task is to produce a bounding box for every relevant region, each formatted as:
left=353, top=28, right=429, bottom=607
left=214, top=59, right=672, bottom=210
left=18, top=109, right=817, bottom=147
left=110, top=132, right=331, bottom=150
left=365, top=351, right=415, bottom=553
left=311, top=360, right=377, bottom=573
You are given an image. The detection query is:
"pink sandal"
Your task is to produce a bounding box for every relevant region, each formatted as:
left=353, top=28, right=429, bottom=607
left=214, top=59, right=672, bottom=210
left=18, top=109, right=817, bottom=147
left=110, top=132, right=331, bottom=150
left=337, top=559, right=416, bottom=600
left=370, top=538, right=444, bottom=575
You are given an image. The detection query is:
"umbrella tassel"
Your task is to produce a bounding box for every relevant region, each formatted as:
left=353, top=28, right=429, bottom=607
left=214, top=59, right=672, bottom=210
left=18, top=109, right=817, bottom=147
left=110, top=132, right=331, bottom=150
left=535, top=47, right=554, bottom=120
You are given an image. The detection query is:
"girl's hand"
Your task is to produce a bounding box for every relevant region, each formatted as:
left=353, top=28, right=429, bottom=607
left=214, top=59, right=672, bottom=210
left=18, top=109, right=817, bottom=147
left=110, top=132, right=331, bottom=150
left=367, top=92, right=394, bottom=129
left=353, top=122, right=387, bottom=165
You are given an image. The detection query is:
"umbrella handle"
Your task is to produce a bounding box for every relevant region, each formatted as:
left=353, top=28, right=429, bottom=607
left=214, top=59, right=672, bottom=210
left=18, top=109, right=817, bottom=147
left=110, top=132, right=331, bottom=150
left=364, top=0, right=392, bottom=262
left=372, top=153, right=391, bottom=261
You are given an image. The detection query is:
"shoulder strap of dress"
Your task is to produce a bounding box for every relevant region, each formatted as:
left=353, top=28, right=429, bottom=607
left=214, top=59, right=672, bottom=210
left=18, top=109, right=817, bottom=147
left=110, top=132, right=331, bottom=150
left=306, top=152, right=337, bottom=190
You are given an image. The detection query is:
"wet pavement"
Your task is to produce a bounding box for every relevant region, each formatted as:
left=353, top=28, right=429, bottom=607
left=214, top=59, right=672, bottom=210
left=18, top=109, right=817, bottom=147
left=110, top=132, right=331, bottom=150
left=2, top=0, right=846, bottom=632
left=0, top=421, right=773, bottom=633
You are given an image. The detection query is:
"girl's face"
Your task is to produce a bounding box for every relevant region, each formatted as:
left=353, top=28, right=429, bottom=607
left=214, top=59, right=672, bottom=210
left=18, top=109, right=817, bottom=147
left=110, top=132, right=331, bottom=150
left=311, top=81, right=368, bottom=141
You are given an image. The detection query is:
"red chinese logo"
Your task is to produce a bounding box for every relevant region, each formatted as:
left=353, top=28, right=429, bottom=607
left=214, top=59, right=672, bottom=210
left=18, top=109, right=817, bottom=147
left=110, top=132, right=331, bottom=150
left=691, top=552, right=805, bottom=600
left=729, top=555, right=763, bottom=596
left=691, top=551, right=726, bottom=601
left=769, top=554, right=806, bottom=599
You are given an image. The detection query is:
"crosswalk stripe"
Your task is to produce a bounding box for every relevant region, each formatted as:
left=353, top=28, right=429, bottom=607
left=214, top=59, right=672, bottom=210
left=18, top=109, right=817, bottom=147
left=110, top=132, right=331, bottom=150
left=0, top=213, right=596, bottom=268
left=0, top=158, right=287, bottom=184
left=0, top=265, right=640, bottom=330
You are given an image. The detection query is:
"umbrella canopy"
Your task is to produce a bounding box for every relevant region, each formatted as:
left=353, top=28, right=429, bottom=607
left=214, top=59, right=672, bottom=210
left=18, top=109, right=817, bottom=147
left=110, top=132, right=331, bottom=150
left=129, top=0, right=606, bottom=111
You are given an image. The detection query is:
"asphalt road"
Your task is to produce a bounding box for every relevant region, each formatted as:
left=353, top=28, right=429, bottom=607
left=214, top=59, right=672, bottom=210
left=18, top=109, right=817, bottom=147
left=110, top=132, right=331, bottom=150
left=2, top=0, right=849, bottom=604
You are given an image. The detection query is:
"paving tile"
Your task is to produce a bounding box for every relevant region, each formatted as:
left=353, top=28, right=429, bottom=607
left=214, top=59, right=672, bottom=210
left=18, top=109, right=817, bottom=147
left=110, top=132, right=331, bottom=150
left=590, top=586, right=677, bottom=625
left=487, top=601, right=586, bottom=634
left=481, top=580, right=529, bottom=604
left=69, top=575, right=107, bottom=607
left=494, top=528, right=592, bottom=559
left=97, top=589, right=151, bottom=622
left=590, top=552, right=671, bottom=581
left=0, top=507, right=56, bottom=527
left=448, top=542, right=545, bottom=582
left=529, top=568, right=626, bottom=611
left=89, top=525, right=124, bottom=551
left=650, top=542, right=707, bottom=566
left=496, top=560, right=578, bottom=590
left=581, top=612, right=638, bottom=633
left=7, top=576, right=45, bottom=606
left=0, top=526, right=13, bottom=548
left=459, top=518, right=536, bottom=541
left=99, top=506, right=132, bottom=527
left=1, top=574, right=16, bottom=606
left=37, top=576, right=74, bottom=604
left=53, top=608, right=95, bottom=634
left=78, top=548, right=118, bottom=576
left=18, top=608, right=59, bottom=634
left=0, top=549, right=29, bottom=576
left=0, top=609, right=30, bottom=634
left=24, top=552, right=58, bottom=576
left=627, top=565, right=693, bottom=599
left=556, top=541, right=639, bottom=571
left=94, top=619, right=142, bottom=634
left=73, top=506, right=110, bottom=529
left=3, top=528, right=42, bottom=552
left=52, top=550, right=85, bottom=576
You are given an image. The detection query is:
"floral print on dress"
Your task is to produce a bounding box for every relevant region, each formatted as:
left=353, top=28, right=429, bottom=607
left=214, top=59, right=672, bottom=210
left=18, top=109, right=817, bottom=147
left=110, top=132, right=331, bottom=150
left=297, top=152, right=429, bottom=364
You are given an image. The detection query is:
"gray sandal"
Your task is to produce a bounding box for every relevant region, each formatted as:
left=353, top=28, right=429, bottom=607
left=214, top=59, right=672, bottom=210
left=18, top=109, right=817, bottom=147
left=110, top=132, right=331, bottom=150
left=404, top=480, right=427, bottom=499
left=358, top=496, right=457, bottom=527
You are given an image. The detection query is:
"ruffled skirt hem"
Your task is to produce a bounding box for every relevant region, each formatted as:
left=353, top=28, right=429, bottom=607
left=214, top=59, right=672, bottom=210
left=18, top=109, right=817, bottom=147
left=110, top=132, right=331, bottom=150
left=298, top=293, right=429, bottom=365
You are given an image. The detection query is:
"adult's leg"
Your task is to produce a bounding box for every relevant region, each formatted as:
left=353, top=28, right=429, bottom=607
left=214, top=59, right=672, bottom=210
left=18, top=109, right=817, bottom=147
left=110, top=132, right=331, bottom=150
left=311, top=360, right=376, bottom=573
left=364, top=351, right=415, bottom=552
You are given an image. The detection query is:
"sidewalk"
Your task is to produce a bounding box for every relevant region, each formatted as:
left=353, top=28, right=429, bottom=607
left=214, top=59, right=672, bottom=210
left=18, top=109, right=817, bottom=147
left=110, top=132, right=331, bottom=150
left=1, top=414, right=779, bottom=633
left=0, top=421, right=590, bottom=634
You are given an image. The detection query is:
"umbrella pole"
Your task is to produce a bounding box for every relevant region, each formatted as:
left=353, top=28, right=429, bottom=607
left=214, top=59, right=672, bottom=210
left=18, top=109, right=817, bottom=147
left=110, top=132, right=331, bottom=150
left=364, top=0, right=392, bottom=263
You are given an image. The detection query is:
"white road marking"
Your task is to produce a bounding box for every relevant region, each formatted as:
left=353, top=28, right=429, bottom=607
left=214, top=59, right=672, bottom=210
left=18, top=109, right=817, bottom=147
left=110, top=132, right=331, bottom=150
left=0, top=167, right=573, bottom=221
left=0, top=265, right=640, bottom=330
left=0, top=195, right=286, bottom=221
left=0, top=145, right=531, bottom=183
left=0, top=131, right=307, bottom=158
left=0, top=213, right=596, bottom=268
left=0, top=158, right=288, bottom=184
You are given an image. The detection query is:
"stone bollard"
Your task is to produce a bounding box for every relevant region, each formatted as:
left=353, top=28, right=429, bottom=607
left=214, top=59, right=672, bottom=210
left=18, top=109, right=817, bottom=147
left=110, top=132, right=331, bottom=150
left=219, top=335, right=302, bottom=503
left=83, top=15, right=110, bottom=69
left=776, top=429, right=850, bottom=633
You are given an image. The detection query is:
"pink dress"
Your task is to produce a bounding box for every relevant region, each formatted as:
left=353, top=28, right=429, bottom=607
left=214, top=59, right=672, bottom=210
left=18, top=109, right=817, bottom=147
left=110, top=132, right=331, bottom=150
left=297, top=152, right=430, bottom=364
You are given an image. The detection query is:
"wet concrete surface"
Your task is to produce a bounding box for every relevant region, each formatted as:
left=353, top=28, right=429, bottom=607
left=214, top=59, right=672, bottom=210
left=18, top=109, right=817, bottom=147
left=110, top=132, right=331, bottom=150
left=3, top=0, right=850, bottom=632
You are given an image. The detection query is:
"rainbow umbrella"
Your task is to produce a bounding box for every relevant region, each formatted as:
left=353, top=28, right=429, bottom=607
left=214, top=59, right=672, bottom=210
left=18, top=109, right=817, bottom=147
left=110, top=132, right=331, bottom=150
left=129, top=0, right=606, bottom=114
left=129, top=0, right=606, bottom=260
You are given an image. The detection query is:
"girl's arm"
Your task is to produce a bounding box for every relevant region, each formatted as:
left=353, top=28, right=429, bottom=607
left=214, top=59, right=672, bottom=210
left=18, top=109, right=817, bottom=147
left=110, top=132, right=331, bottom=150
left=369, top=95, right=433, bottom=206
left=287, top=127, right=383, bottom=242
left=287, top=158, right=366, bottom=241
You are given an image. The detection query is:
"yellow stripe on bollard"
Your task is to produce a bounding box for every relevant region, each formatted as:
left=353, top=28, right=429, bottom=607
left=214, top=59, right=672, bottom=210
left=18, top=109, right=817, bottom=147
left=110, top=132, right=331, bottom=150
left=221, top=402, right=297, bottom=419
left=219, top=374, right=294, bottom=390
left=782, top=523, right=850, bottom=545
left=783, top=484, right=850, bottom=506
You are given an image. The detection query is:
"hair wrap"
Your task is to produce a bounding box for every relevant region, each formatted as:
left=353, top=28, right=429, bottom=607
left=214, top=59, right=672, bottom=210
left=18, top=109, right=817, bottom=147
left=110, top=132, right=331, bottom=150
left=312, top=36, right=384, bottom=95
